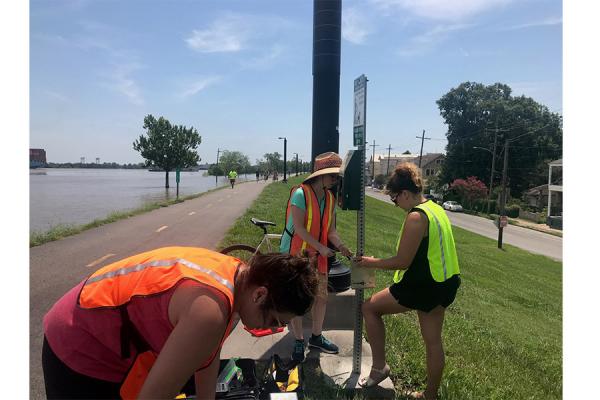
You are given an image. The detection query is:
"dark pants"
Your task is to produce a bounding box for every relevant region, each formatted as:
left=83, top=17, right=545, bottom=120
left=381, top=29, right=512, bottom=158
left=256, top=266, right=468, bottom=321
left=42, top=336, right=121, bottom=399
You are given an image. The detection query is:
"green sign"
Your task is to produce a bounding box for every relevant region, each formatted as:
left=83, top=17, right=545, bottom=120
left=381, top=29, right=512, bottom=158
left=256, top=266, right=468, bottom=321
left=176, top=169, right=181, bottom=183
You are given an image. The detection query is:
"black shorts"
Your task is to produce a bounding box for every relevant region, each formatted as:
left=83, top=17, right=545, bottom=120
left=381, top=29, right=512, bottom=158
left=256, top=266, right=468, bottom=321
left=389, top=275, right=460, bottom=312
left=42, top=336, right=121, bottom=399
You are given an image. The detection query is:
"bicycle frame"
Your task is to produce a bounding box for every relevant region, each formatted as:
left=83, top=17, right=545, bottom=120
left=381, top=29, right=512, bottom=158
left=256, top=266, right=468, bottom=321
left=256, top=233, right=282, bottom=253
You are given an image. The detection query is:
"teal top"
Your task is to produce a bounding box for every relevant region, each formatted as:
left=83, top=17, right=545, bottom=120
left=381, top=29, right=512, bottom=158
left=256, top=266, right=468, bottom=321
left=280, top=187, right=327, bottom=253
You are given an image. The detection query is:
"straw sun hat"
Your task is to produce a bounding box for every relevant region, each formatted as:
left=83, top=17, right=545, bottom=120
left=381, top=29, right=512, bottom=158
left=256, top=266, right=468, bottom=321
left=303, top=152, right=342, bottom=182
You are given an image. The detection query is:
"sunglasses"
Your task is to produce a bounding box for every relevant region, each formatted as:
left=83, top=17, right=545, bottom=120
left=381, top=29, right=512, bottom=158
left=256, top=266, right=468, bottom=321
left=390, top=192, right=400, bottom=203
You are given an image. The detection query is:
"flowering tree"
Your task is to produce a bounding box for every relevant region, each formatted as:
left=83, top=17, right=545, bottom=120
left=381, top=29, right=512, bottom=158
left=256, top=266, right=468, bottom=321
left=450, top=176, right=488, bottom=209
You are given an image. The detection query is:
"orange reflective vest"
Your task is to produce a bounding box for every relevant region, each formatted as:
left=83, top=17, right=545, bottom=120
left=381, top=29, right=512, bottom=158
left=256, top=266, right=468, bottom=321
left=77, top=246, right=240, bottom=400
left=282, top=184, right=335, bottom=274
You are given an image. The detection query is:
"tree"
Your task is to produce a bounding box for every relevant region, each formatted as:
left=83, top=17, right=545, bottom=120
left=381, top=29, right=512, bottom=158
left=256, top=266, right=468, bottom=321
left=133, top=115, right=201, bottom=188
left=263, top=152, right=282, bottom=173
left=450, top=176, right=488, bottom=210
left=218, top=151, right=250, bottom=176
left=437, top=82, right=562, bottom=197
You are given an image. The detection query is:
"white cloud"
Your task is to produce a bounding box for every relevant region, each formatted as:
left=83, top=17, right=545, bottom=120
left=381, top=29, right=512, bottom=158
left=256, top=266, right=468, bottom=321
left=343, top=7, right=371, bottom=44
left=502, top=17, right=562, bottom=30
left=370, top=0, right=512, bottom=21
left=398, top=23, right=472, bottom=56
left=44, top=90, right=69, bottom=102
left=107, top=62, right=145, bottom=105
left=241, top=44, right=285, bottom=70
left=186, top=14, right=251, bottom=53
left=179, top=76, right=222, bottom=98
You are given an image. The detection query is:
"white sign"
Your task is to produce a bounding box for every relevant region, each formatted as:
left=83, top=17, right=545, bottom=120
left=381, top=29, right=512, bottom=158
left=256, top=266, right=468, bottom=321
left=353, top=75, right=367, bottom=146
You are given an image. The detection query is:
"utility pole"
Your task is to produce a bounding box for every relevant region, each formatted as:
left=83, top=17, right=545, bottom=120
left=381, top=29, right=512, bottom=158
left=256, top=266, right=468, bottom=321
left=498, top=139, right=509, bottom=249
left=487, top=120, right=499, bottom=214
left=416, top=129, right=431, bottom=168
left=368, top=139, right=379, bottom=183
left=293, top=153, right=299, bottom=176
left=215, top=148, right=222, bottom=185
left=386, top=144, right=393, bottom=176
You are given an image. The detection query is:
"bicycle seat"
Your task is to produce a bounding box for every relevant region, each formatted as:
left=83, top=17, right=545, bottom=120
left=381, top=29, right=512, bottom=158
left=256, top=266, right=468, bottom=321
left=251, top=217, right=276, bottom=228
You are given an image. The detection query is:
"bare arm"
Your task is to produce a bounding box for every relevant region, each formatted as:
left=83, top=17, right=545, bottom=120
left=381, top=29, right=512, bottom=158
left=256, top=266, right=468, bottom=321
left=194, top=349, right=221, bottom=399
left=291, top=205, right=333, bottom=257
left=355, top=211, right=427, bottom=270
left=327, top=213, right=353, bottom=257
left=137, top=289, right=228, bottom=399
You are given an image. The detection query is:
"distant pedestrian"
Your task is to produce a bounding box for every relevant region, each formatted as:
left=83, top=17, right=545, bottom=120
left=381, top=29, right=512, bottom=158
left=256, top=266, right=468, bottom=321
left=42, top=247, right=318, bottom=400
left=228, top=170, right=238, bottom=188
left=355, top=162, right=460, bottom=399
left=255, top=170, right=260, bottom=182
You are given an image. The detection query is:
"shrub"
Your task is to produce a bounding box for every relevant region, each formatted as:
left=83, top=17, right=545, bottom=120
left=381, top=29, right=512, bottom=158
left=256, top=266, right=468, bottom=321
left=505, top=204, right=520, bottom=218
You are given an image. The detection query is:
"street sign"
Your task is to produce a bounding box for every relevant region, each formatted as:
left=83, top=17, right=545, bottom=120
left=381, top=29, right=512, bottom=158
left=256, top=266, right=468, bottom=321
left=176, top=169, right=181, bottom=184
left=500, top=215, right=508, bottom=228
left=353, top=75, right=367, bottom=147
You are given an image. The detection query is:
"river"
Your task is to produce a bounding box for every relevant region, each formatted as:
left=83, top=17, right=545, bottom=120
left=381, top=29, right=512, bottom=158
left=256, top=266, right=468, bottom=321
left=29, top=168, right=251, bottom=233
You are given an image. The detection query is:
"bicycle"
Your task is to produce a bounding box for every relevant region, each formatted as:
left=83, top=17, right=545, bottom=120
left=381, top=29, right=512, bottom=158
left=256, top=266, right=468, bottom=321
left=220, top=217, right=282, bottom=261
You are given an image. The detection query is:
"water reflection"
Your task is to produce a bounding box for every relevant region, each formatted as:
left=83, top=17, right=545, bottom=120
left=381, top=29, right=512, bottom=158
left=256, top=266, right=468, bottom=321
left=30, top=169, right=247, bottom=233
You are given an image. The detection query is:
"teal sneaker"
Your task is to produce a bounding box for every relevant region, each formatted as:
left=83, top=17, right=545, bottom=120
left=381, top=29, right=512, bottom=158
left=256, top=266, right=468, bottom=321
left=308, top=334, right=339, bottom=354
left=291, top=339, right=306, bottom=362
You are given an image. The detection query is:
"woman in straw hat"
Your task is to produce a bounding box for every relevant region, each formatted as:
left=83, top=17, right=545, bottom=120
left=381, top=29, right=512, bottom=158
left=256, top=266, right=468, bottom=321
left=280, top=151, right=353, bottom=363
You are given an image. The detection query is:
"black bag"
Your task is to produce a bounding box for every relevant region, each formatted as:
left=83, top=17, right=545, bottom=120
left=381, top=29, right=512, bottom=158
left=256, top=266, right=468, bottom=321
left=258, top=354, right=304, bottom=400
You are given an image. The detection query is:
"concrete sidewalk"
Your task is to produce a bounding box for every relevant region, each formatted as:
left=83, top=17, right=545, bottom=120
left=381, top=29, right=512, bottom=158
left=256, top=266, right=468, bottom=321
left=221, top=288, right=395, bottom=398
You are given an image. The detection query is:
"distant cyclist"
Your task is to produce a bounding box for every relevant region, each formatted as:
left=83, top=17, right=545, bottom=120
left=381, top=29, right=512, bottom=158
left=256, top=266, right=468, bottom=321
left=228, top=170, right=238, bottom=189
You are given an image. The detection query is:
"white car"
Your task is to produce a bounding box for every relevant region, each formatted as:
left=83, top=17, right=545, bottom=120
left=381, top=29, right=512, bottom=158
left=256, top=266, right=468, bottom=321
left=443, top=201, right=463, bottom=212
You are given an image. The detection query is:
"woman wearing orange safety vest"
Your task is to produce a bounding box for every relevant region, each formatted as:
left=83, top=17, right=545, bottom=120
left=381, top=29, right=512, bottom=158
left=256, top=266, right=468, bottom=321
left=42, top=247, right=318, bottom=399
left=279, top=152, right=353, bottom=363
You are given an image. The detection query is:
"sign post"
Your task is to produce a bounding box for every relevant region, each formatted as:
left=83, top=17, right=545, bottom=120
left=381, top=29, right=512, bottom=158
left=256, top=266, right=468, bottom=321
left=176, top=168, right=181, bottom=199
left=352, top=74, right=367, bottom=376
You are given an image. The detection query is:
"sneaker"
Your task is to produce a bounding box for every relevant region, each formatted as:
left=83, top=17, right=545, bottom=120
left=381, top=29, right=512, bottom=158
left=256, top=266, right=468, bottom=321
left=291, top=340, right=306, bottom=362
left=308, top=334, right=339, bottom=354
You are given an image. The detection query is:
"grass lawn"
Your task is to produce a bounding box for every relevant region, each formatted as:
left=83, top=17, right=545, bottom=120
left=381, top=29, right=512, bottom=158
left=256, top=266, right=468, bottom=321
left=219, top=176, right=562, bottom=400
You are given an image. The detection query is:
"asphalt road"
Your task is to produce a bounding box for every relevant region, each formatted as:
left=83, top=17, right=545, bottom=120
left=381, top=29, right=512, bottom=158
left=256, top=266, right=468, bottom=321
left=366, top=188, right=562, bottom=262
left=29, top=180, right=268, bottom=399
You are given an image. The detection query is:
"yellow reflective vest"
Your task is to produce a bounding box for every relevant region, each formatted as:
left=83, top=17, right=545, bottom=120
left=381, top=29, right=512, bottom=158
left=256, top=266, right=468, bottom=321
left=393, top=200, right=460, bottom=283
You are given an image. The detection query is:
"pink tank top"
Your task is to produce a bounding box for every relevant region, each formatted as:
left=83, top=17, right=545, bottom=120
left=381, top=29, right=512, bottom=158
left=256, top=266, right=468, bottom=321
left=43, top=279, right=229, bottom=382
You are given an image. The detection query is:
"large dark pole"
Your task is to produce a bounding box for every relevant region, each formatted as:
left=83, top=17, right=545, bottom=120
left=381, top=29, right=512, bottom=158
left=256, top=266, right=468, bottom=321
left=311, top=0, right=342, bottom=164
left=294, top=153, right=299, bottom=176
left=498, top=140, right=509, bottom=249
left=386, top=144, right=392, bottom=175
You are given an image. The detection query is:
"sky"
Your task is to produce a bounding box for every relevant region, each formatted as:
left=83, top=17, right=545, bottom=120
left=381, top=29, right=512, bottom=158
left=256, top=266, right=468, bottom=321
left=29, top=0, right=562, bottom=165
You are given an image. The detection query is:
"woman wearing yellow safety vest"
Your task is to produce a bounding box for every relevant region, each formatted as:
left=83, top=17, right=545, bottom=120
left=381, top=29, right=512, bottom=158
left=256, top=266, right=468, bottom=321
left=355, top=163, right=460, bottom=400
left=280, top=152, right=353, bottom=363
left=42, top=247, right=318, bottom=399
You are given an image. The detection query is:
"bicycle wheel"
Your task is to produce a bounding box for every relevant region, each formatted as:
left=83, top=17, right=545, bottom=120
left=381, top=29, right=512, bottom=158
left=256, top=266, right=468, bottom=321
left=220, top=244, right=259, bottom=263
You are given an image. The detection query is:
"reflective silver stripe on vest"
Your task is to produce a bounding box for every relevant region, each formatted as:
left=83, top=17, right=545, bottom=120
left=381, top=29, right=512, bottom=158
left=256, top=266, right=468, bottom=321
left=84, top=258, right=234, bottom=292
left=420, top=204, right=447, bottom=280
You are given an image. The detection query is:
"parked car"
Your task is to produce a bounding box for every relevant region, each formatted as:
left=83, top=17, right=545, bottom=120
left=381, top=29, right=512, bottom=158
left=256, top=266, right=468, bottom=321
left=443, top=201, right=463, bottom=212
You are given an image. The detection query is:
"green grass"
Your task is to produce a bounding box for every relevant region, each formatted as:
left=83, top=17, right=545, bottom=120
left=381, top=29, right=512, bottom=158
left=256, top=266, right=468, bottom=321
left=219, top=175, right=562, bottom=400
left=30, top=185, right=229, bottom=247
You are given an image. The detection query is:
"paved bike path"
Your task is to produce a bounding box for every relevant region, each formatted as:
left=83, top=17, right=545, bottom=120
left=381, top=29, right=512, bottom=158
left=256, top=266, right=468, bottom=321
left=29, top=180, right=268, bottom=399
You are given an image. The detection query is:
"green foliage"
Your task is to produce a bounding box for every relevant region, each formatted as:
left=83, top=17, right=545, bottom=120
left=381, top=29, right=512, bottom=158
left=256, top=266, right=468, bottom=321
left=133, top=115, right=202, bottom=187
left=216, top=150, right=250, bottom=175
left=373, top=174, right=387, bottom=188
left=208, top=164, right=224, bottom=176
left=219, top=177, right=562, bottom=400
left=263, top=152, right=283, bottom=172
left=437, top=82, right=562, bottom=197
left=505, top=204, right=521, bottom=218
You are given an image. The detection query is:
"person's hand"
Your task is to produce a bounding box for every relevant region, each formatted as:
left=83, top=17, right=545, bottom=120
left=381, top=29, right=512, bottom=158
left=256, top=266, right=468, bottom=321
left=338, top=244, right=353, bottom=259
left=318, top=245, right=335, bottom=258
left=353, top=256, right=378, bottom=268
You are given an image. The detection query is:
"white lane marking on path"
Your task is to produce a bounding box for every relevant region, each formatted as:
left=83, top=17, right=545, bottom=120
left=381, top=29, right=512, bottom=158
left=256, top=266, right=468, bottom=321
left=156, top=225, right=168, bottom=233
left=188, top=211, right=196, bottom=215
left=86, top=253, right=116, bottom=268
